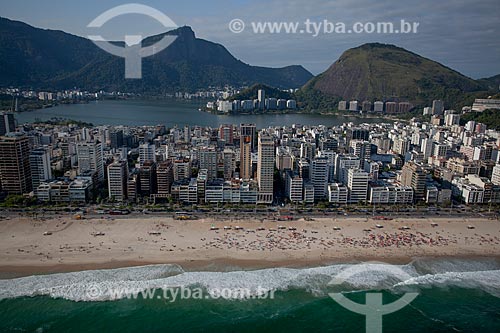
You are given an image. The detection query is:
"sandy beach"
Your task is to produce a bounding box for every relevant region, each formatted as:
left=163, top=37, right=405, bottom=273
left=0, top=214, right=499, bottom=276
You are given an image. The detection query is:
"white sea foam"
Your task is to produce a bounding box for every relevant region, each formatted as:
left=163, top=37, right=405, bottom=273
left=0, top=264, right=184, bottom=301
left=0, top=259, right=498, bottom=302
left=411, top=257, right=500, bottom=274
left=393, top=270, right=500, bottom=297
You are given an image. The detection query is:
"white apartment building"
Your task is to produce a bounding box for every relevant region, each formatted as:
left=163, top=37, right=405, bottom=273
left=347, top=169, right=369, bottom=203
left=76, top=141, right=104, bottom=182
left=108, top=160, right=128, bottom=201
left=328, top=183, right=348, bottom=204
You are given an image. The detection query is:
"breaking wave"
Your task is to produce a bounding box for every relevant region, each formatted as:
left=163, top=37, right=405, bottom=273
left=0, top=258, right=498, bottom=302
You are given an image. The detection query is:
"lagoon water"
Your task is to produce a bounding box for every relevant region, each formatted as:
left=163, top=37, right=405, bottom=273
left=15, top=100, right=387, bottom=128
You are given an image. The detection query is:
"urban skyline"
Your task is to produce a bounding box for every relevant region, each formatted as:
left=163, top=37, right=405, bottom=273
left=0, top=2, right=499, bottom=332
left=1, top=94, right=499, bottom=209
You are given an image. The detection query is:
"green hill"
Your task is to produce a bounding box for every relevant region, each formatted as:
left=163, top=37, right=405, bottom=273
left=0, top=17, right=313, bottom=92
left=301, top=43, right=487, bottom=109
left=478, top=74, right=500, bottom=92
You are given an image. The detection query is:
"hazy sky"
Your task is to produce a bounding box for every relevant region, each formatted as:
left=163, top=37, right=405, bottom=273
left=1, top=0, right=499, bottom=78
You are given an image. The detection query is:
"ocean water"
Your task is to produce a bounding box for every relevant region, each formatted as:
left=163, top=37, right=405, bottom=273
left=0, top=258, right=499, bottom=332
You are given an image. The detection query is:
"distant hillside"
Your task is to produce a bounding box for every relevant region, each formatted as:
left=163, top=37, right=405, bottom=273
left=0, top=17, right=103, bottom=87
left=301, top=43, right=486, bottom=109
left=478, top=74, right=500, bottom=92
left=0, top=17, right=313, bottom=92
left=228, top=84, right=294, bottom=101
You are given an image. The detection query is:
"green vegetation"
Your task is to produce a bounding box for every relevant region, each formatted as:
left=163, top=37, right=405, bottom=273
left=0, top=195, right=37, bottom=207
left=414, top=79, right=487, bottom=110
left=33, top=117, right=93, bottom=127
left=461, top=109, right=500, bottom=130
left=228, top=84, right=293, bottom=101
left=478, top=74, right=500, bottom=91
left=294, top=86, right=341, bottom=111
left=0, top=94, right=55, bottom=112
left=0, top=18, right=312, bottom=92
left=2, top=17, right=498, bottom=113
left=389, top=108, right=431, bottom=122
left=301, top=43, right=490, bottom=110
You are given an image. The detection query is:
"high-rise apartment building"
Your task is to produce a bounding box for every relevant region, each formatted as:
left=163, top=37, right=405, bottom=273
left=311, top=157, right=329, bottom=200
left=347, top=169, right=369, bottom=203
left=240, top=136, right=252, bottom=179
left=30, top=147, right=52, bottom=192
left=139, top=161, right=157, bottom=197
left=432, top=100, right=444, bottom=115
left=223, top=149, right=235, bottom=180
left=139, top=143, right=156, bottom=165
left=334, top=154, right=360, bottom=183
left=257, top=132, right=274, bottom=203
left=109, top=129, right=124, bottom=149
left=173, top=159, right=191, bottom=181
left=349, top=140, right=371, bottom=166
left=240, top=124, right=256, bottom=152
left=401, top=161, right=426, bottom=201
left=218, top=124, right=233, bottom=145
left=0, top=112, right=15, bottom=136
left=107, top=160, right=128, bottom=201
left=157, top=161, right=174, bottom=195
left=77, top=141, right=104, bottom=182
left=199, top=148, right=218, bottom=180
left=0, top=135, right=32, bottom=194
left=257, top=89, right=265, bottom=110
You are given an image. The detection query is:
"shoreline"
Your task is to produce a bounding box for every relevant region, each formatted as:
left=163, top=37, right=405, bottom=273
left=1, top=254, right=499, bottom=279
left=23, top=98, right=404, bottom=121
left=0, top=215, right=499, bottom=278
